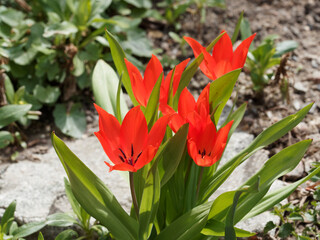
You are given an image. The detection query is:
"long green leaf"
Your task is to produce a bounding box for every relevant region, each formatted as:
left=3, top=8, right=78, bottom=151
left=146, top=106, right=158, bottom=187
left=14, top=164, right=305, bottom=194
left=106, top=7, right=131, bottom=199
left=139, top=164, right=160, bottom=239
left=201, top=219, right=255, bottom=237
left=209, top=103, right=313, bottom=193
left=12, top=221, right=46, bottom=239
left=159, top=124, right=189, bottom=186
left=92, top=59, right=128, bottom=119
left=144, top=73, right=163, bottom=127
left=1, top=201, right=16, bottom=234
left=105, top=30, right=139, bottom=106
left=155, top=202, right=212, bottom=240
left=231, top=11, right=244, bottom=44
left=173, top=32, right=226, bottom=109
left=51, top=133, right=138, bottom=240
left=64, top=178, right=81, bottom=221
left=244, top=164, right=320, bottom=219
left=209, top=69, right=241, bottom=124
left=207, top=140, right=312, bottom=224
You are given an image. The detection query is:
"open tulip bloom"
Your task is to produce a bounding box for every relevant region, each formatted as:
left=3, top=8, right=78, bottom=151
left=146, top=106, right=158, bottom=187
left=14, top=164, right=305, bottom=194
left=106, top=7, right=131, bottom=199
left=52, top=29, right=319, bottom=240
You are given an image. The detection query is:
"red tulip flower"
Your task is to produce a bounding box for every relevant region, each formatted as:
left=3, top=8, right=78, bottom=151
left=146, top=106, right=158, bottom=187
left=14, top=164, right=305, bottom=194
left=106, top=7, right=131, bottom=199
left=184, top=31, right=256, bottom=80
left=161, top=85, right=210, bottom=134
left=94, top=104, right=169, bottom=172
left=159, top=58, right=190, bottom=106
left=125, top=55, right=163, bottom=107
left=187, top=116, right=233, bottom=167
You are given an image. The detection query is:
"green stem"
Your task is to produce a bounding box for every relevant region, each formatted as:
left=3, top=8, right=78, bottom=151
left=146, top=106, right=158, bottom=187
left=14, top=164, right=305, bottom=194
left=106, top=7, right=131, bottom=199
left=129, top=172, right=139, bottom=219
left=196, top=167, right=204, bottom=203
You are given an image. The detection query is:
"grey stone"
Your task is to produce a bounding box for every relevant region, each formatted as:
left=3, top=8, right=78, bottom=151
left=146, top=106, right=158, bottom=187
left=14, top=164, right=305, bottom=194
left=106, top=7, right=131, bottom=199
left=294, top=82, right=308, bottom=93
left=284, top=161, right=305, bottom=180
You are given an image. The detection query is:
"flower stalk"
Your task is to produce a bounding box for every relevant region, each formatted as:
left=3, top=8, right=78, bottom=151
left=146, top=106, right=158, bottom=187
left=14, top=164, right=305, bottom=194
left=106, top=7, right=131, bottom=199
left=129, top=172, right=139, bottom=219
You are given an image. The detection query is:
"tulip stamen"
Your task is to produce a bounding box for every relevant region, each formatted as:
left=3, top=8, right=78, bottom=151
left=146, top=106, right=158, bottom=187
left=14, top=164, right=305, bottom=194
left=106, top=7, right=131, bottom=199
left=198, top=149, right=209, bottom=158
left=119, top=148, right=127, bottom=159
left=131, top=144, right=134, bottom=157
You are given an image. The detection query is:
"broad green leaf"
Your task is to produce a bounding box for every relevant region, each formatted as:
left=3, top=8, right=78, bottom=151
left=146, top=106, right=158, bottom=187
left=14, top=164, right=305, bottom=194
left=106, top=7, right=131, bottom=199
left=51, top=133, right=138, bottom=240
left=274, top=40, right=298, bottom=58
left=201, top=219, right=255, bottom=237
left=173, top=32, right=226, bottom=109
left=244, top=164, right=320, bottom=219
left=43, top=21, right=78, bottom=38
left=72, top=54, right=84, bottom=77
left=53, top=103, right=86, bottom=138
left=209, top=69, right=241, bottom=124
left=0, top=104, right=32, bottom=128
left=92, top=59, right=128, bottom=119
left=105, top=29, right=139, bottom=106
left=159, top=124, right=188, bottom=186
left=0, top=131, right=14, bottom=148
left=123, top=30, right=153, bottom=58
left=64, top=178, right=81, bottom=220
left=12, top=221, right=46, bottom=239
left=139, top=164, right=160, bottom=240
left=46, top=213, right=77, bottom=227
left=33, top=85, right=60, bottom=104
left=278, top=223, right=294, bottom=238
left=211, top=103, right=313, bottom=189
left=1, top=200, right=16, bottom=233
left=54, top=229, right=78, bottom=240
left=144, top=73, right=163, bottom=127
left=155, top=202, right=211, bottom=240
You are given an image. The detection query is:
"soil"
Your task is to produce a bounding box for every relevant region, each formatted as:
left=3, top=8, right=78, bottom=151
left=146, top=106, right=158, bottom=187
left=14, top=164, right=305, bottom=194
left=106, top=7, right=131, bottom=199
left=1, top=0, right=319, bottom=238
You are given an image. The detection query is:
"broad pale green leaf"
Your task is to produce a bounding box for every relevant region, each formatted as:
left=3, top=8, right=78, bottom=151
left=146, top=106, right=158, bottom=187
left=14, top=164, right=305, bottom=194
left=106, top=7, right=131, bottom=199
left=4, top=74, right=14, bottom=104
left=159, top=124, right=188, bottom=186
left=51, top=133, right=139, bottom=240
left=53, top=103, right=86, bottom=138
left=12, top=221, right=46, bottom=239
left=0, top=131, right=14, bottom=148
left=211, top=103, right=313, bottom=190
left=46, top=213, right=77, bottom=227
left=124, top=0, right=152, bottom=8
left=43, top=21, right=78, bottom=38
left=0, top=7, right=25, bottom=27
left=155, top=202, right=211, bottom=240
left=201, top=219, right=255, bottom=237
left=92, top=59, right=128, bottom=119
left=33, top=85, right=60, bottom=104
left=123, top=30, right=153, bottom=58
left=0, top=104, right=32, bottom=128
left=72, top=54, right=85, bottom=77
left=144, top=73, right=163, bottom=127
left=274, top=40, right=298, bottom=58
left=244, top=164, right=320, bottom=219
left=139, top=165, right=160, bottom=240
left=209, top=69, right=241, bottom=124
left=105, top=30, right=139, bottom=106
left=173, top=32, right=226, bottom=109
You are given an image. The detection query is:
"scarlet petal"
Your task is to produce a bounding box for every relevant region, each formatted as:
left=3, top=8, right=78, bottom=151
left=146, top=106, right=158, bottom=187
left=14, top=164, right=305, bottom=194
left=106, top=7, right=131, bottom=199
left=147, top=115, right=170, bottom=148
left=134, top=146, right=157, bottom=171
left=169, top=114, right=186, bottom=133
left=232, top=33, right=256, bottom=69
left=120, top=106, right=148, bottom=159
left=201, top=49, right=217, bottom=80
left=184, top=37, right=205, bottom=57
left=125, top=59, right=148, bottom=106
left=212, top=31, right=233, bottom=64
left=143, top=55, right=163, bottom=99
left=178, top=88, right=196, bottom=119
left=94, top=104, right=121, bottom=147
left=105, top=161, right=136, bottom=172
left=210, top=120, right=234, bottom=162
left=94, top=131, right=122, bottom=165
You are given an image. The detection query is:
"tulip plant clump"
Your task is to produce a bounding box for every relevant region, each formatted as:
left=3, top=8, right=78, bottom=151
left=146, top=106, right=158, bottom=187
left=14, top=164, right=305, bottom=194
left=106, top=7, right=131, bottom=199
left=52, top=29, right=320, bottom=240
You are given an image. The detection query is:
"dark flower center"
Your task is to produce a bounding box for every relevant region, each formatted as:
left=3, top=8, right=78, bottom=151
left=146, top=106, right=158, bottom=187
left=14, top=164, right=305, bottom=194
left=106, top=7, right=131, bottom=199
left=198, top=149, right=211, bottom=158
left=118, top=144, right=142, bottom=166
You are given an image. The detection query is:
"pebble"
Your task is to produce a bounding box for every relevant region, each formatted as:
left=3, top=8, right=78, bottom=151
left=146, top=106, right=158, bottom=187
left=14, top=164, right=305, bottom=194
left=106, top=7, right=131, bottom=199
left=294, top=82, right=308, bottom=93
